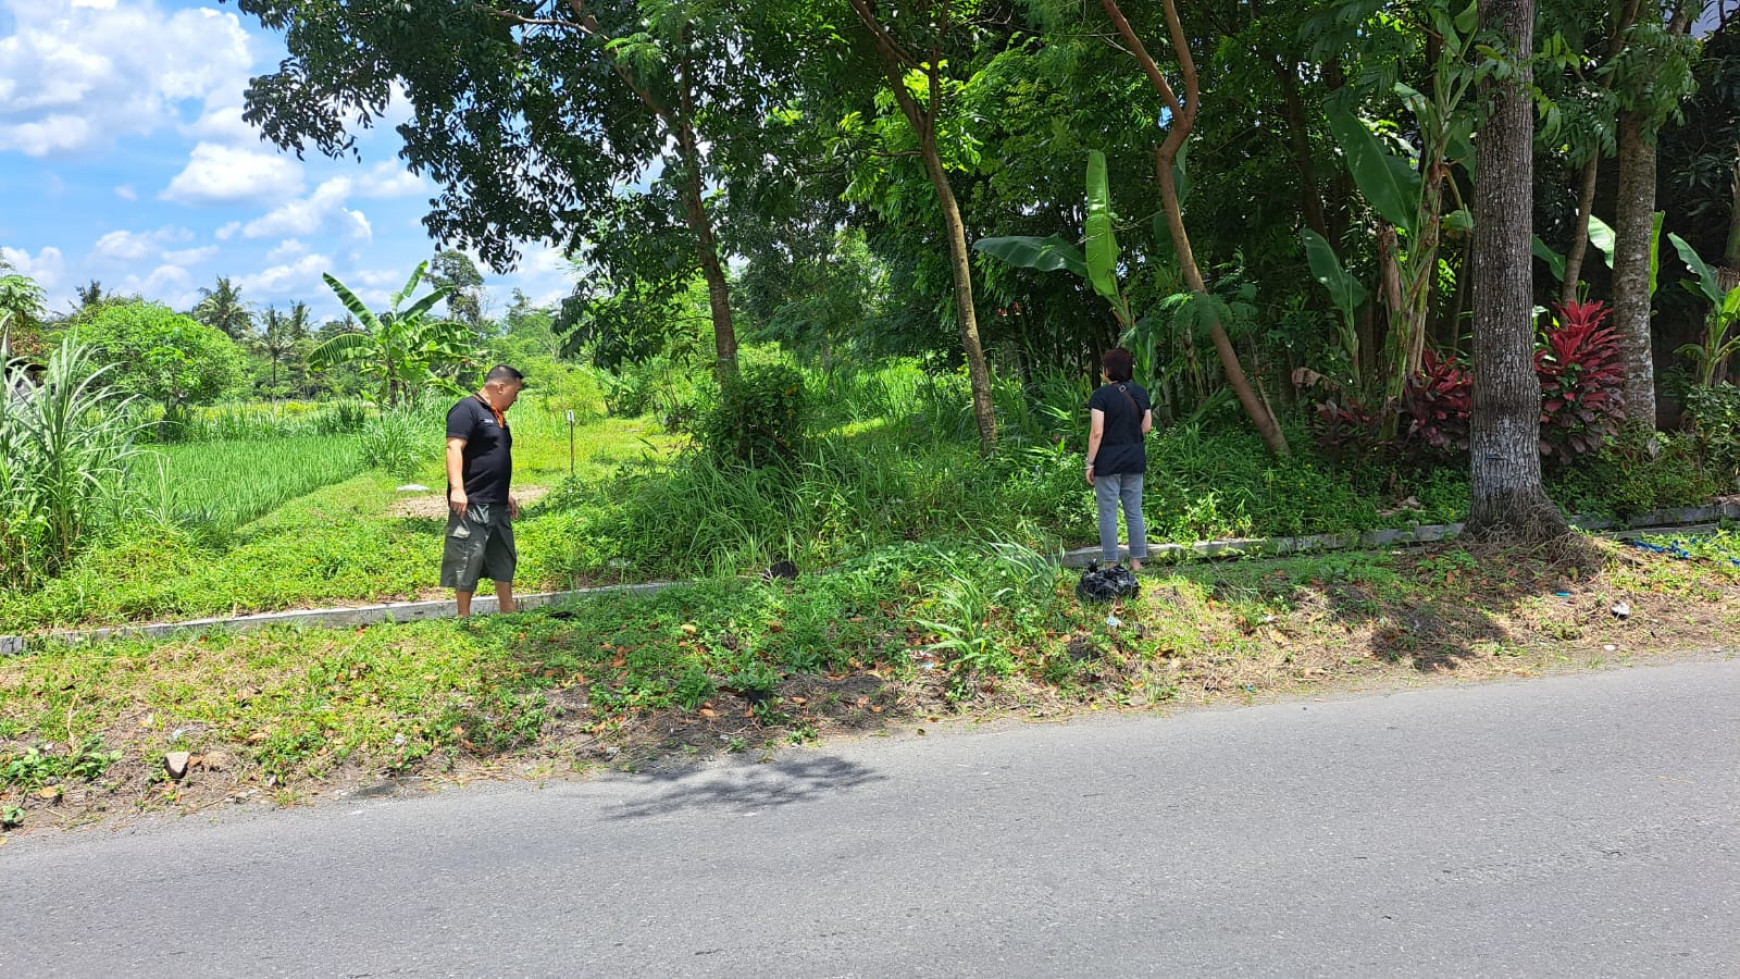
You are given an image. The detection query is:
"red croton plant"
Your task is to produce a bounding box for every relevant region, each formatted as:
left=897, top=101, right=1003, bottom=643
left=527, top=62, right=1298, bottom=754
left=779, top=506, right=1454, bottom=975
left=1535, top=300, right=1626, bottom=461
left=1319, top=300, right=1627, bottom=462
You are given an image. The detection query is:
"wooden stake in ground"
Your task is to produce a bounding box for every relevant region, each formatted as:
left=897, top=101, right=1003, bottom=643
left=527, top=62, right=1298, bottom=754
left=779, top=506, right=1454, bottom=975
left=848, top=0, right=998, bottom=455
left=1097, top=0, right=1289, bottom=456
left=1466, top=0, right=1570, bottom=544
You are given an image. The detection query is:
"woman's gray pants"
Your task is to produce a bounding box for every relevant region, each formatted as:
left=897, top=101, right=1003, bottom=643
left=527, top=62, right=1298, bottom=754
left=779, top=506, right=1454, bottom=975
left=1094, top=472, right=1148, bottom=565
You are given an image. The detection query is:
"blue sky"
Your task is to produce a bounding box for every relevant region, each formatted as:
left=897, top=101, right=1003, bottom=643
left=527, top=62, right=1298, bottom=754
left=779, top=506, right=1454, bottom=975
left=0, top=0, right=578, bottom=322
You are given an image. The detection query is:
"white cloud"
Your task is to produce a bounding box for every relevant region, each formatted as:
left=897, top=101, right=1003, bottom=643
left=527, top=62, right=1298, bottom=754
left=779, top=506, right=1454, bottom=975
left=353, top=161, right=425, bottom=199
left=346, top=209, right=373, bottom=241
left=161, top=246, right=218, bottom=266
left=89, top=226, right=191, bottom=265
left=118, top=263, right=197, bottom=310
left=161, top=142, right=304, bottom=206
left=0, top=245, right=66, bottom=289
left=266, top=239, right=308, bottom=263
left=0, top=0, right=255, bottom=157
left=214, top=221, right=242, bottom=241
left=242, top=177, right=350, bottom=238
left=114, top=184, right=137, bottom=201
left=237, top=253, right=331, bottom=296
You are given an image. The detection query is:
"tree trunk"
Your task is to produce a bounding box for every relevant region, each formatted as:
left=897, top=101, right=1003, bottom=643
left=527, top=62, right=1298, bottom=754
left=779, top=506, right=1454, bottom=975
left=674, top=63, right=737, bottom=382
left=1101, top=0, right=1288, bottom=454
left=1276, top=62, right=1329, bottom=240
left=922, top=134, right=999, bottom=454
left=1612, top=109, right=1657, bottom=428
left=1466, top=0, right=1569, bottom=543
left=1154, top=148, right=1290, bottom=454
left=1561, top=156, right=1599, bottom=304
left=847, top=0, right=997, bottom=453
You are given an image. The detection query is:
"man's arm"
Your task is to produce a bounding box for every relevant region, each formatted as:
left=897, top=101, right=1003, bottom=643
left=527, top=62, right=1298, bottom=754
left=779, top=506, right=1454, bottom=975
left=1141, top=409, right=1153, bottom=435
left=446, top=436, right=468, bottom=518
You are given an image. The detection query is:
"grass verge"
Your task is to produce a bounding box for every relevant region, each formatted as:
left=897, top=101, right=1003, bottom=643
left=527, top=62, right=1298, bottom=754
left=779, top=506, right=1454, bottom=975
left=3, top=532, right=1736, bottom=834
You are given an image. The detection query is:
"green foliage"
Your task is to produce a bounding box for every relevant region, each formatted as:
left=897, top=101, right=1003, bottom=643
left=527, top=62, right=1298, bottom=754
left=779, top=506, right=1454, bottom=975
left=691, top=364, right=810, bottom=467
left=1549, top=430, right=1724, bottom=519
left=139, top=401, right=369, bottom=444
left=310, top=264, right=477, bottom=407
left=1668, top=233, right=1740, bottom=387
left=358, top=409, right=427, bottom=480
left=2, top=337, right=139, bottom=587
left=78, top=301, right=245, bottom=410
left=1683, top=383, right=1740, bottom=486
left=0, top=736, right=123, bottom=792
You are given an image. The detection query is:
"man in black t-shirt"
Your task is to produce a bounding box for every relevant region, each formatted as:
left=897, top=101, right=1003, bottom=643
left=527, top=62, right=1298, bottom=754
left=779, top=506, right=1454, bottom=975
left=442, top=365, right=524, bottom=617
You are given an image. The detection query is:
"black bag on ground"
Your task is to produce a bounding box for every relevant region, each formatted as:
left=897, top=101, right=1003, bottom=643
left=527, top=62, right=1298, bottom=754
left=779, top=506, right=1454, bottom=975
left=1075, top=561, right=1140, bottom=603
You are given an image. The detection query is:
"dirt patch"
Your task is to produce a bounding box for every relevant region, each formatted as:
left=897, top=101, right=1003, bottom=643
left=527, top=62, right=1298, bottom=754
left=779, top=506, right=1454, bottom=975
left=387, top=484, right=550, bottom=520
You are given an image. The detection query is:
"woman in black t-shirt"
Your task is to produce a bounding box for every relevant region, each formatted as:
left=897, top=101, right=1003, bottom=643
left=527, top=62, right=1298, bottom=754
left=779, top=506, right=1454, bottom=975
left=1084, top=348, right=1153, bottom=570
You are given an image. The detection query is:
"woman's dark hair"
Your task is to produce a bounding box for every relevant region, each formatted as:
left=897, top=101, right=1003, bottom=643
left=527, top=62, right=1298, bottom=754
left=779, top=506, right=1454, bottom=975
left=1101, top=347, right=1134, bottom=383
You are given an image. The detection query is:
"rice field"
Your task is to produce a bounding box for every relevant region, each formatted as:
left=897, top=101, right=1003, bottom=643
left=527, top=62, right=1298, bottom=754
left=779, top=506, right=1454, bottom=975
left=129, top=436, right=367, bottom=533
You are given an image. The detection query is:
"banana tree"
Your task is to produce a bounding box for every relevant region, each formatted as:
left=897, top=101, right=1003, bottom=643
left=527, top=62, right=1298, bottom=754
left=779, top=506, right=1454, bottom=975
left=309, top=263, right=478, bottom=407
left=975, top=149, right=1132, bottom=328
left=1323, top=0, right=1479, bottom=417
left=1668, top=233, right=1740, bottom=387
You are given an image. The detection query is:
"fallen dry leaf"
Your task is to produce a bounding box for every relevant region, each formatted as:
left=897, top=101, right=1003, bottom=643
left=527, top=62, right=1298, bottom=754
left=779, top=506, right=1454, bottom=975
left=680, top=623, right=698, bottom=635
left=699, top=708, right=717, bottom=718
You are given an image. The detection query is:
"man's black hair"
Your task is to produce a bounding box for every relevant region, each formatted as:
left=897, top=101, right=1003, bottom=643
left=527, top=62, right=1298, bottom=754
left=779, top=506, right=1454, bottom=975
left=485, top=364, right=524, bottom=384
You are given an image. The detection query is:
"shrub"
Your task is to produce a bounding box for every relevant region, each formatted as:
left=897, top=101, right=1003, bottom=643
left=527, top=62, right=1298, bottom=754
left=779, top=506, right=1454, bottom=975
left=1550, top=430, right=1722, bottom=518
left=1536, top=300, right=1625, bottom=464
left=692, top=364, right=809, bottom=467
left=77, top=301, right=245, bottom=415
left=1683, top=383, right=1740, bottom=488
left=1401, top=350, right=1473, bottom=455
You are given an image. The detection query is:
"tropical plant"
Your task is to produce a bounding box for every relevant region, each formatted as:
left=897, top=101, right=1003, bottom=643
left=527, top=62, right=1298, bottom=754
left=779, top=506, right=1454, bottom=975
left=1667, top=232, right=1740, bottom=387
left=192, top=276, right=255, bottom=341
left=1299, top=228, right=1368, bottom=391
left=1, top=336, right=140, bottom=586
left=1535, top=301, right=1625, bottom=462
left=309, top=263, right=477, bottom=407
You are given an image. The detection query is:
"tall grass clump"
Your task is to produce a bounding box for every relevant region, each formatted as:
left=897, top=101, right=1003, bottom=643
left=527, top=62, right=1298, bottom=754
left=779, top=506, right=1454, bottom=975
left=2, top=336, right=140, bottom=586
left=359, top=407, right=428, bottom=478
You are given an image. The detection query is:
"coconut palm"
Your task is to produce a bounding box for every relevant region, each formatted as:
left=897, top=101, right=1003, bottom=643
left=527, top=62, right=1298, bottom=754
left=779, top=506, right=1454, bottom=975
left=308, top=263, right=477, bottom=406
left=193, top=276, right=255, bottom=341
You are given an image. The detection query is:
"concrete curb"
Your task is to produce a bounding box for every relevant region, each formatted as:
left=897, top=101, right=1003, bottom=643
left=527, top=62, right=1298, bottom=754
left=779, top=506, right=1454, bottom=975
left=5, top=503, right=1734, bottom=656
left=1058, top=502, right=1739, bottom=568
left=0, top=582, right=674, bottom=657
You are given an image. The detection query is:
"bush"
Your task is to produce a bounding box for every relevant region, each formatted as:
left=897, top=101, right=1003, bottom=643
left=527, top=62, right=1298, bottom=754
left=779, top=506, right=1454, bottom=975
left=1402, top=350, right=1472, bottom=455
left=1549, top=430, right=1723, bottom=518
left=526, top=359, right=606, bottom=424
left=692, top=364, right=809, bottom=467
left=76, top=301, right=245, bottom=415
left=1535, top=301, right=1625, bottom=464
left=1683, top=383, right=1740, bottom=489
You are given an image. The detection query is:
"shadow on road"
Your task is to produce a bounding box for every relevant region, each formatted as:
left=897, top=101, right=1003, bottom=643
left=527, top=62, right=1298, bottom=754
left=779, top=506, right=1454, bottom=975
left=605, top=755, right=886, bottom=820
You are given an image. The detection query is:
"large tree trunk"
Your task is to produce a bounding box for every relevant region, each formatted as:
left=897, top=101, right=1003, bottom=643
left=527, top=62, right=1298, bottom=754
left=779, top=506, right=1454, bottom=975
left=1101, top=0, right=1288, bottom=455
left=1612, top=108, right=1657, bottom=429
left=1466, top=0, right=1569, bottom=543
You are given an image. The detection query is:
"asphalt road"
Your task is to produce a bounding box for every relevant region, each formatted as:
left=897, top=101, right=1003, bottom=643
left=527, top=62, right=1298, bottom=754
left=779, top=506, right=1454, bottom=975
left=4, top=660, right=1737, bottom=978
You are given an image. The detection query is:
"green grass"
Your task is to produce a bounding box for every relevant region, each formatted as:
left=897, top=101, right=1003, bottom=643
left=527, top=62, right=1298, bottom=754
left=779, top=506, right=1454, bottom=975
left=0, top=415, right=680, bottom=632
left=131, top=436, right=367, bottom=533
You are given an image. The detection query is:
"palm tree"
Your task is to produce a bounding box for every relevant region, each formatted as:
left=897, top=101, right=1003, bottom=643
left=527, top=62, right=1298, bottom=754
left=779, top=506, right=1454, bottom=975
left=193, top=276, right=255, bottom=341
left=257, top=303, right=311, bottom=395
left=308, top=263, right=477, bottom=406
